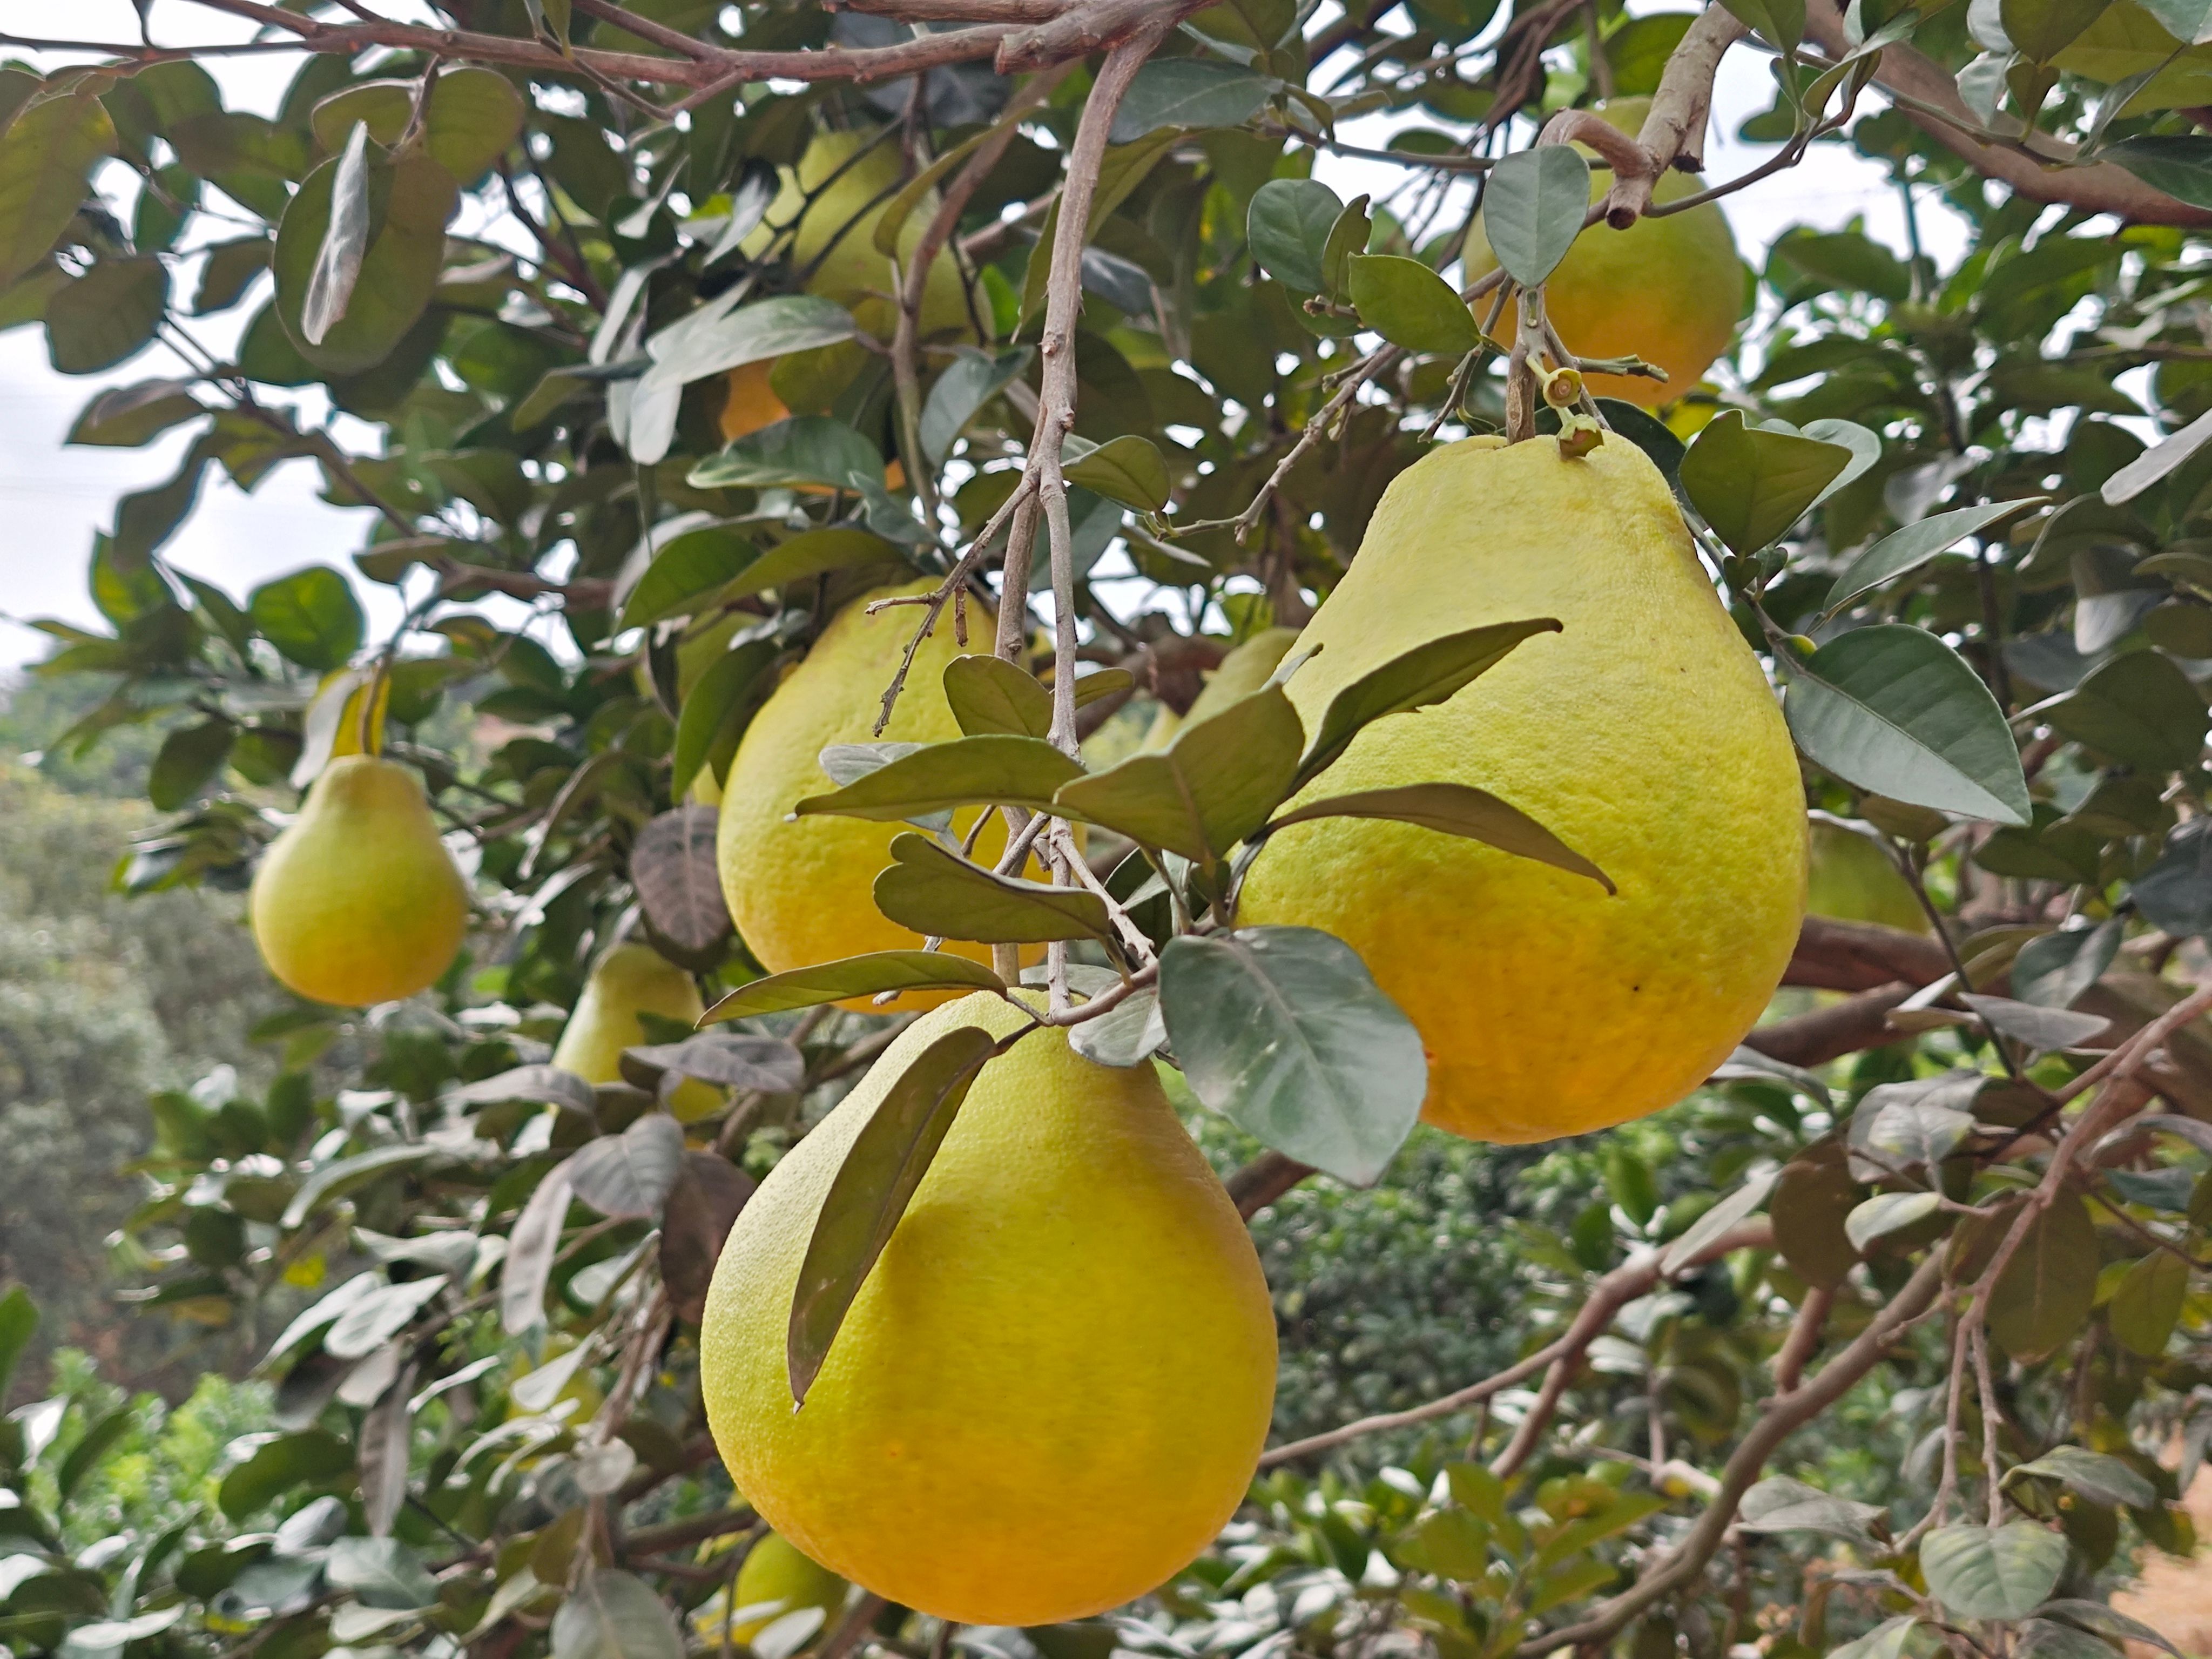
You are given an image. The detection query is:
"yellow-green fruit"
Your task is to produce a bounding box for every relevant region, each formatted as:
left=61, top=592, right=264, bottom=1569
left=551, top=943, right=722, bottom=1123
left=729, top=1533, right=848, bottom=1647
left=1238, top=435, right=1806, bottom=1144
left=1807, top=822, right=1928, bottom=934
left=717, top=580, right=1009, bottom=1006
left=699, top=994, right=1277, bottom=1626
left=1464, top=99, right=1743, bottom=410
left=742, top=132, right=970, bottom=342
left=249, top=755, right=470, bottom=1007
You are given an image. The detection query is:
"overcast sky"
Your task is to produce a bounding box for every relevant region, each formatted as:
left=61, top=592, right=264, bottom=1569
left=0, top=0, right=1969, bottom=672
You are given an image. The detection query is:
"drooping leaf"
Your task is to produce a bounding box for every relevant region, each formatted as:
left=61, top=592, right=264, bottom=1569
left=217, top=1429, right=354, bottom=1522
left=1737, top=1476, right=1887, bottom=1545
left=787, top=1024, right=999, bottom=1402
left=1823, top=499, right=2045, bottom=618
left=632, top=297, right=856, bottom=465
left=2046, top=649, right=2208, bottom=772
left=873, top=832, right=1112, bottom=944
left=670, top=637, right=780, bottom=799
left=1159, top=926, right=1427, bottom=1186
left=1784, top=625, right=2031, bottom=824
left=1297, top=618, right=1561, bottom=786
left=702, top=952, right=1007, bottom=1023
left=2106, top=1249, right=2190, bottom=1357
left=1957, top=993, right=2111, bottom=1054
left=621, top=1034, right=802, bottom=1092
left=1265, top=781, right=1613, bottom=892
left=273, top=146, right=456, bottom=374
left=301, top=120, right=374, bottom=346
left=2008, top=1445, right=2159, bottom=1507
left=617, top=524, right=757, bottom=630
left=630, top=806, right=731, bottom=954
left=501, top=1167, right=574, bottom=1336
left=1482, top=145, right=1592, bottom=288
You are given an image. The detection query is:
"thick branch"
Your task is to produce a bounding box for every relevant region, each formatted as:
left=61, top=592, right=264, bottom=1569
left=1230, top=1150, right=1316, bottom=1219
left=1741, top=982, right=1917, bottom=1067
left=1609, top=5, right=1745, bottom=222
left=1784, top=915, right=1951, bottom=993
left=1800, top=0, right=2212, bottom=227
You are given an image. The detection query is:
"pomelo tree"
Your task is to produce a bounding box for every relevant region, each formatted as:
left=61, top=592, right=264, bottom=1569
left=10, top=0, right=2212, bottom=1656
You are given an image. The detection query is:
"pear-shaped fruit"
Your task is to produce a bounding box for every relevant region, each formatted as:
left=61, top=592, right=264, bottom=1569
left=1464, top=99, right=1743, bottom=410
left=1808, top=822, right=1929, bottom=934
left=728, top=1533, right=849, bottom=1647
left=552, top=943, right=722, bottom=1123
left=1239, top=435, right=1806, bottom=1144
left=717, top=579, right=1013, bottom=1003
left=741, top=131, right=970, bottom=343
left=700, top=993, right=1277, bottom=1626
left=250, top=755, right=470, bottom=1007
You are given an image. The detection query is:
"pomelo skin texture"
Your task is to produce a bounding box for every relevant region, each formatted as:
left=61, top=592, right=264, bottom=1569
left=1463, top=99, right=1743, bottom=410
left=249, top=755, right=470, bottom=1007
left=1238, top=435, right=1807, bottom=1144
left=717, top=579, right=1010, bottom=1006
left=699, top=993, right=1278, bottom=1627
left=550, top=943, right=721, bottom=1123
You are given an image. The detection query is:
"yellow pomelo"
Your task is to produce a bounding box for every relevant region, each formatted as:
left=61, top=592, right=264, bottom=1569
left=699, top=993, right=1277, bottom=1626
left=1808, top=822, right=1928, bottom=934
left=727, top=1533, right=848, bottom=1647
left=1238, top=435, right=1806, bottom=1144
left=1463, top=99, right=1743, bottom=410
left=551, top=942, right=723, bottom=1122
left=250, top=755, right=470, bottom=1007
left=721, top=360, right=793, bottom=444
left=741, top=131, right=971, bottom=342
left=717, top=580, right=1010, bottom=1005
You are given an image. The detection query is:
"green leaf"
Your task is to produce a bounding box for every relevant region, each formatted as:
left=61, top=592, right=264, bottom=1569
left=944, top=653, right=1051, bottom=738
left=550, top=1569, right=684, bottom=1659
left=2046, top=650, right=2208, bottom=772
left=1823, top=500, right=2045, bottom=618
left=1844, top=1190, right=1942, bottom=1251
left=1988, top=1195, right=2099, bottom=1361
left=2008, top=1446, right=2159, bottom=1507
left=1055, top=683, right=1304, bottom=861
left=567, top=1113, right=684, bottom=1220
left=2107, top=1250, right=2190, bottom=1357
left=1721, top=0, right=1808, bottom=47
left=2105, top=134, right=2212, bottom=208
left=249, top=565, right=365, bottom=671
left=327, top=1537, right=440, bottom=1610
left=45, top=258, right=168, bottom=374
left=1297, top=618, right=1560, bottom=786
left=1773, top=1145, right=1862, bottom=1289
left=419, top=66, right=525, bottom=180
left=0, top=1288, right=36, bottom=1403
left=1321, top=194, right=1372, bottom=299
left=148, top=720, right=234, bottom=811
left=721, top=527, right=906, bottom=602
left=1829, top=1618, right=1918, bottom=1659
left=2004, top=0, right=2115, bottom=60
left=1248, top=177, right=1344, bottom=295
left=67, top=379, right=203, bottom=447
left=1265, top=781, right=1613, bottom=892
left=2103, top=406, right=2212, bottom=505
left=1159, top=925, right=1427, bottom=1186
left=280, top=1143, right=444, bottom=1229
left=617, top=524, right=757, bottom=631
left=920, top=346, right=1033, bottom=466
left=273, top=146, right=455, bottom=374
left=2012, top=919, right=2122, bottom=1008
left=2042, top=1602, right=2189, bottom=1659
left=0, top=90, right=115, bottom=288
left=1346, top=254, right=1480, bottom=356
left=633, top=295, right=856, bottom=465
left=2133, top=820, right=2212, bottom=937
left=1920, top=1522, right=2068, bottom=1622
left=1957, top=993, right=2110, bottom=1054
left=788, top=1024, right=999, bottom=1404
left=217, top=1429, right=354, bottom=1521
left=1783, top=625, right=2031, bottom=825
left=302, top=120, right=374, bottom=346
left=1108, top=60, right=1273, bottom=142
left=1737, top=1477, right=1887, bottom=1545
left=1481, top=146, right=1591, bottom=288
left=1064, top=434, right=1172, bottom=511
left=689, top=414, right=881, bottom=491
left=54, top=1405, right=131, bottom=1506
left=703, top=952, right=1006, bottom=1023
left=794, top=734, right=1084, bottom=820
left=1681, top=410, right=1852, bottom=556
left=874, top=832, right=1112, bottom=944
left=670, top=636, right=779, bottom=799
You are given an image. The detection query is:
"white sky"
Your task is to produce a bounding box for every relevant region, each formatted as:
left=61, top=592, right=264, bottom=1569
left=0, top=0, right=1970, bottom=671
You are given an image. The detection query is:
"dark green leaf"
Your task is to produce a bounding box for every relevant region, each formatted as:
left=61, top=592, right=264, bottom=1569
left=2105, top=134, right=2212, bottom=209
left=2133, top=820, right=2212, bottom=938
left=1347, top=254, right=1480, bottom=355
left=2042, top=1602, right=2189, bottom=1659
left=2046, top=650, right=2207, bottom=772
left=1159, top=926, right=1427, bottom=1185
left=633, top=295, right=855, bottom=464
left=273, top=146, right=455, bottom=374
left=2008, top=1446, right=2159, bottom=1507
left=1988, top=1196, right=2098, bottom=1361
left=1957, top=993, right=2109, bottom=1054
left=1108, top=60, right=1273, bottom=142
left=1595, top=399, right=1687, bottom=483
left=2107, top=1250, right=2189, bottom=1357
left=55, top=1406, right=131, bottom=1505
left=1682, top=410, right=1852, bottom=556
left=2102, top=406, right=2212, bottom=505
left=1783, top=625, right=2031, bottom=824
left=944, top=653, right=1051, bottom=738
left=1056, top=683, right=1304, bottom=861
left=688, top=414, right=881, bottom=491
left=2011, top=919, right=2121, bottom=1008
left=1920, top=1523, right=2068, bottom=1622
left=1482, top=146, right=1591, bottom=288
left=1321, top=194, right=1372, bottom=299
left=1824, top=500, right=2044, bottom=618
left=1266, top=780, right=1612, bottom=891
left=0, top=1288, right=36, bottom=1402
left=617, top=524, right=757, bottom=631
left=721, top=527, right=905, bottom=601
left=217, top=1429, right=354, bottom=1521
left=1248, top=177, right=1344, bottom=295
left=703, top=952, right=1006, bottom=1023
left=1298, top=618, right=1560, bottom=786
left=1722, top=0, right=1808, bottom=48
left=873, top=832, right=1112, bottom=944
left=671, top=637, right=780, bottom=800
left=788, top=1024, right=997, bottom=1403
left=1064, top=434, right=1172, bottom=511
left=920, top=346, right=1033, bottom=466
left=66, top=379, right=203, bottom=447
left=148, top=720, right=233, bottom=811
left=0, top=91, right=115, bottom=288
left=248, top=565, right=365, bottom=671
left=794, top=733, right=1084, bottom=820
left=45, top=258, right=168, bottom=374
left=280, top=1143, right=443, bottom=1229
left=2004, top=0, right=2114, bottom=60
